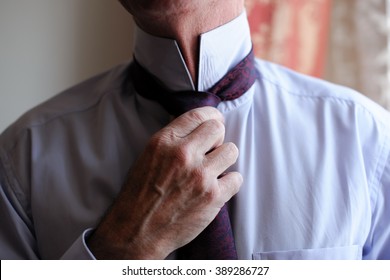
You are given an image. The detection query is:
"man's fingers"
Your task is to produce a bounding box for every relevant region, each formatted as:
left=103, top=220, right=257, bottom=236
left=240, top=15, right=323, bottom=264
left=185, top=118, right=225, bottom=154
left=165, top=106, right=224, bottom=139
left=218, top=171, right=243, bottom=201
left=205, top=142, right=239, bottom=176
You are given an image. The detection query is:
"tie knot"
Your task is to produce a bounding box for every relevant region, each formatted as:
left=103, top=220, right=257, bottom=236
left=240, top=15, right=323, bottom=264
left=157, top=90, right=221, bottom=117
left=129, top=48, right=257, bottom=117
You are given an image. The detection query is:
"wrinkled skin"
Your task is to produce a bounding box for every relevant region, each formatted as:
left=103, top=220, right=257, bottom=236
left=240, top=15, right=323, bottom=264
left=87, top=107, right=242, bottom=259
left=87, top=0, right=244, bottom=259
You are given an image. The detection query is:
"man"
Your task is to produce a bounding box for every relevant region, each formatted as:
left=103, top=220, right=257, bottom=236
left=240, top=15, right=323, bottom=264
left=0, top=0, right=389, bottom=259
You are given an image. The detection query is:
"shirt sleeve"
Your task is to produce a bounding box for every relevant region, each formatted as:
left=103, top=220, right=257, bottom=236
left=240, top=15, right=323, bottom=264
left=0, top=175, right=97, bottom=259
left=60, top=229, right=96, bottom=260
left=363, top=136, right=390, bottom=259
left=0, top=177, right=39, bottom=259
left=0, top=146, right=96, bottom=260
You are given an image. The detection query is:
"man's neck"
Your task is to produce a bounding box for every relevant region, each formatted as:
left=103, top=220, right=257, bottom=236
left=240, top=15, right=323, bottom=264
left=131, top=0, right=245, bottom=84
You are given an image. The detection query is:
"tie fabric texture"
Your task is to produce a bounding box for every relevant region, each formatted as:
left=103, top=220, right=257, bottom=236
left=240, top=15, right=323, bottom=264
left=129, top=49, right=258, bottom=259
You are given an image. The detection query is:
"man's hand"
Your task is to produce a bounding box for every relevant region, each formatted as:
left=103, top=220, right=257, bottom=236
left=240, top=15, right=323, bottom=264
left=87, top=107, right=242, bottom=259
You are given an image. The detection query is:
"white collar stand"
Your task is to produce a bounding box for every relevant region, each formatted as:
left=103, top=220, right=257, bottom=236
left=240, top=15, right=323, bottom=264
left=133, top=11, right=252, bottom=92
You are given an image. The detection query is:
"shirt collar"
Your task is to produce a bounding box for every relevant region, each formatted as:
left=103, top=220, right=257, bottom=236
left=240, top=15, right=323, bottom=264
left=133, top=11, right=252, bottom=92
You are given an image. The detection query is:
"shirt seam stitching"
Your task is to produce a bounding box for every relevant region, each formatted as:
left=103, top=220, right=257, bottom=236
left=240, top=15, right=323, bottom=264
left=256, top=62, right=388, bottom=128
left=5, top=87, right=119, bottom=154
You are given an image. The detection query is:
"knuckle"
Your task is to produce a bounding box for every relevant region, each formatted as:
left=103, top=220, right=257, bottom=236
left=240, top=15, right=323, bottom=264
left=201, top=184, right=218, bottom=203
left=148, top=128, right=176, bottom=149
left=185, top=107, right=223, bottom=123
left=219, top=172, right=243, bottom=199
left=204, top=190, right=218, bottom=204
left=190, top=168, right=218, bottom=200
left=186, top=109, right=208, bottom=123
left=148, top=131, right=195, bottom=167
left=148, top=133, right=166, bottom=151
left=174, top=142, right=193, bottom=165
left=207, top=119, right=225, bottom=135
left=228, top=173, right=243, bottom=196
left=191, top=167, right=206, bottom=187
left=232, top=173, right=243, bottom=193
left=225, top=142, right=239, bottom=159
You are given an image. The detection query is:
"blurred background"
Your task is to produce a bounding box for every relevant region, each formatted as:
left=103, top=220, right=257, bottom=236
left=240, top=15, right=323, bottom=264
left=246, top=0, right=390, bottom=111
left=0, top=0, right=133, bottom=132
left=1, top=0, right=389, bottom=133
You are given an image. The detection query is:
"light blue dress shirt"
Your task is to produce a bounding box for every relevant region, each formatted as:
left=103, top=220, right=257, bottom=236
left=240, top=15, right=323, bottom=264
left=1, top=12, right=389, bottom=260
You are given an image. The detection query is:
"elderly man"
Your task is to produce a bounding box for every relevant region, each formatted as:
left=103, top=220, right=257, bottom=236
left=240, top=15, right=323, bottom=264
left=0, top=0, right=389, bottom=260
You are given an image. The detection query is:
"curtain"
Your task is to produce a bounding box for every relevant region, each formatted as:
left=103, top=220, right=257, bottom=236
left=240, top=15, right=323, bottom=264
left=325, top=0, right=390, bottom=110
left=246, top=0, right=331, bottom=77
left=246, top=0, right=390, bottom=110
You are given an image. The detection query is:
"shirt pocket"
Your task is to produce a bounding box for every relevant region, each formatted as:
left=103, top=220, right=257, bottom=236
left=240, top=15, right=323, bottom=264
left=252, top=245, right=362, bottom=260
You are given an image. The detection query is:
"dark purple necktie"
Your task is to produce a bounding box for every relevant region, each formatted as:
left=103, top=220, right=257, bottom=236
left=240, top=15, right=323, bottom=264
left=129, top=49, right=257, bottom=259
